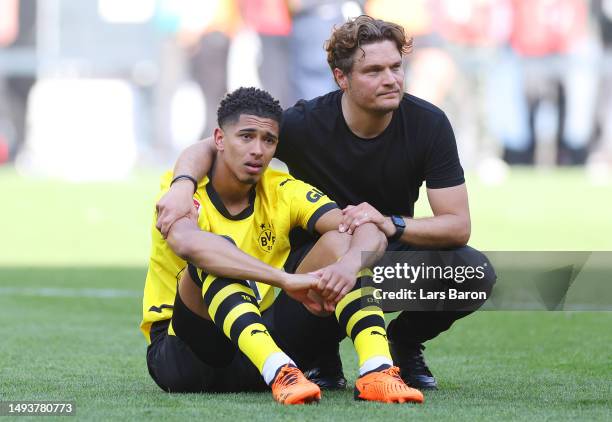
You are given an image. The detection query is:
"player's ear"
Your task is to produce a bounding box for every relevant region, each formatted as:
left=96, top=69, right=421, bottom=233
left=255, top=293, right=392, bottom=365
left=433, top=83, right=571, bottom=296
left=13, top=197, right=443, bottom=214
left=334, top=68, right=348, bottom=91
left=213, top=127, right=225, bottom=151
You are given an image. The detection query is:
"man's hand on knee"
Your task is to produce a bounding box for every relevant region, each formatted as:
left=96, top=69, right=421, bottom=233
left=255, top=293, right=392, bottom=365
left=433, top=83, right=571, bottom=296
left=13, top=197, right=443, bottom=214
left=340, top=203, right=394, bottom=237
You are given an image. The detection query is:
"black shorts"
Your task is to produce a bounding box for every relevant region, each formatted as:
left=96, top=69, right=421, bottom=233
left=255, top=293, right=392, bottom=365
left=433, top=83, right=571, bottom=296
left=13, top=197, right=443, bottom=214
left=146, top=288, right=344, bottom=393
left=283, top=228, right=317, bottom=273
left=146, top=290, right=267, bottom=393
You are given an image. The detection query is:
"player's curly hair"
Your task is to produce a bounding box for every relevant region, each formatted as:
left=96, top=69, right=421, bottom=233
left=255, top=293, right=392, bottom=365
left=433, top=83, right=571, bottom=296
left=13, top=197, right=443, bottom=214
left=217, top=87, right=283, bottom=128
left=325, top=15, right=412, bottom=83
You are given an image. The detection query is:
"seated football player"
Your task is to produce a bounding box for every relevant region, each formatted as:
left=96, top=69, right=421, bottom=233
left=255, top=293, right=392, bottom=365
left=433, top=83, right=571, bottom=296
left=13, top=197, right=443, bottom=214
left=141, top=87, right=424, bottom=405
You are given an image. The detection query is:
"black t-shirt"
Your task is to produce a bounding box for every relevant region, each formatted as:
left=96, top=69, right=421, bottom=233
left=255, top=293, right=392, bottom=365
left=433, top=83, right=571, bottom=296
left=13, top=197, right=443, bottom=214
left=276, top=90, right=464, bottom=217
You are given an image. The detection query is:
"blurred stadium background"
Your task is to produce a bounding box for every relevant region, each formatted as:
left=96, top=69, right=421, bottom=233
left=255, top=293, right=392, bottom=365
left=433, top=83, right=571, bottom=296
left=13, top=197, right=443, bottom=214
left=1, top=0, right=611, bottom=420
left=1, top=0, right=612, bottom=176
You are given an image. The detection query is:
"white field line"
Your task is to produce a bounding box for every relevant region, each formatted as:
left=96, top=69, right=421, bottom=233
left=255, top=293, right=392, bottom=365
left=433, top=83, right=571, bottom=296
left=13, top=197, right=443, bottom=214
left=0, top=287, right=140, bottom=298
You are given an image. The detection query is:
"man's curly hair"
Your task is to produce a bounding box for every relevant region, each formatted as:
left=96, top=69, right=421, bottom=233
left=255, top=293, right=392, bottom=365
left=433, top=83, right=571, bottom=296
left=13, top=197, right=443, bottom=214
left=325, top=15, right=412, bottom=84
left=217, top=87, right=283, bottom=129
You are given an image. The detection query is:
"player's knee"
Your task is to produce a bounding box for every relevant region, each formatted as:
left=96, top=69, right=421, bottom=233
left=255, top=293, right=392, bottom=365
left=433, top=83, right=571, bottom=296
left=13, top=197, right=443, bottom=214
left=376, top=229, right=388, bottom=251
left=316, top=231, right=351, bottom=261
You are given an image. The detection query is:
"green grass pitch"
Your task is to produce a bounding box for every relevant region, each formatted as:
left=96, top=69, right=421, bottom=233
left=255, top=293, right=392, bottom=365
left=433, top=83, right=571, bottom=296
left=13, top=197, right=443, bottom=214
left=0, top=167, right=611, bottom=420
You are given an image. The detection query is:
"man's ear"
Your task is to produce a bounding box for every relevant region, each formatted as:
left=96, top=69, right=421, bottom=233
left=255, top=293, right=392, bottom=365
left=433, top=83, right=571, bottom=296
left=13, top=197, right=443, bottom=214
left=334, top=68, right=349, bottom=91
left=213, top=127, right=224, bottom=151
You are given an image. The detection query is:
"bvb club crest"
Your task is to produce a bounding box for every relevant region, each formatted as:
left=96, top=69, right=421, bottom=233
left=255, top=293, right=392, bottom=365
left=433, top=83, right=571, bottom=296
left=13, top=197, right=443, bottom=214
left=258, top=222, right=276, bottom=252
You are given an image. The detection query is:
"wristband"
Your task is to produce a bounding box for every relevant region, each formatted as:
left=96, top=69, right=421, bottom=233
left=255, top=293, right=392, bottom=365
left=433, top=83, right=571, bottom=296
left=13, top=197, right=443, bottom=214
left=170, top=175, right=198, bottom=194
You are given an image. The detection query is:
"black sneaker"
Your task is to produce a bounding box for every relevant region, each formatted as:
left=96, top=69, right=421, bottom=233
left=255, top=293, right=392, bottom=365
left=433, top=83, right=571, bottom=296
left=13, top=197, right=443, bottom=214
left=303, top=350, right=347, bottom=390
left=390, top=342, right=437, bottom=390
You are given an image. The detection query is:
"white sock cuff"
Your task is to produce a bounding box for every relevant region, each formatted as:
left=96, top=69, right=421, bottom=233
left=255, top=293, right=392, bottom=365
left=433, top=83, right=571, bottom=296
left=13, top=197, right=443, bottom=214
left=359, top=356, right=393, bottom=376
left=262, top=352, right=295, bottom=385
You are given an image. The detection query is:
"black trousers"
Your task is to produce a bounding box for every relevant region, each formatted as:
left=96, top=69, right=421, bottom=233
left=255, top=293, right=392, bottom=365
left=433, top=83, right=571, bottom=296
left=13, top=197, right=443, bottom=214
left=284, top=231, right=497, bottom=349
left=379, top=242, right=496, bottom=347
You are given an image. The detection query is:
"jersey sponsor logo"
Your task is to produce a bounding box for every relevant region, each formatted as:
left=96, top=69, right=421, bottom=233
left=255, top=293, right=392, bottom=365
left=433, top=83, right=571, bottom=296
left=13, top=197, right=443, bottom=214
left=370, top=330, right=387, bottom=340
left=251, top=328, right=269, bottom=336
left=258, top=222, right=276, bottom=253
left=306, top=188, right=324, bottom=203
left=279, top=178, right=295, bottom=187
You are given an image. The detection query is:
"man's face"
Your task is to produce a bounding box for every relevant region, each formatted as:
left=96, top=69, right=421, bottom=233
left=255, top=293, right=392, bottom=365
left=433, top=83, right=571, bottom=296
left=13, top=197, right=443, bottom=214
left=337, top=40, right=404, bottom=114
left=215, top=114, right=279, bottom=185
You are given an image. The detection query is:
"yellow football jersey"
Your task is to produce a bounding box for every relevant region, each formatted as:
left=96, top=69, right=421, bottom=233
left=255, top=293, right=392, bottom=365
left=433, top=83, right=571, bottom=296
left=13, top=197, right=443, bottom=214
left=140, top=168, right=337, bottom=343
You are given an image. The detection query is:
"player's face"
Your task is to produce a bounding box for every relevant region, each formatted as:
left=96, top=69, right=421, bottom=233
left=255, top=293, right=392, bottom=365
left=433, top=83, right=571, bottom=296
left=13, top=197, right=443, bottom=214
left=337, top=40, right=404, bottom=114
left=216, top=114, right=279, bottom=185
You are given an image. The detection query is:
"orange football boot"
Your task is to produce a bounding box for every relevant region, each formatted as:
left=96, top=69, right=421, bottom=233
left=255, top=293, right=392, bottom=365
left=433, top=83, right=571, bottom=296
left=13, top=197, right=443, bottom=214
left=271, top=364, right=322, bottom=405
left=354, top=366, right=424, bottom=403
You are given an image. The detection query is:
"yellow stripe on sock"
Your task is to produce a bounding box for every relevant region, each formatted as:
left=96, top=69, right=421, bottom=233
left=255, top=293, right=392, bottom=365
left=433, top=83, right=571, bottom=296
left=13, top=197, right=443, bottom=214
left=353, top=327, right=392, bottom=367
left=222, top=302, right=259, bottom=338
left=237, top=322, right=282, bottom=373
left=334, top=286, right=378, bottom=320
left=207, top=284, right=253, bottom=320
left=201, top=273, right=216, bottom=292
left=357, top=268, right=374, bottom=278
left=334, top=289, right=362, bottom=318
left=344, top=309, right=383, bottom=339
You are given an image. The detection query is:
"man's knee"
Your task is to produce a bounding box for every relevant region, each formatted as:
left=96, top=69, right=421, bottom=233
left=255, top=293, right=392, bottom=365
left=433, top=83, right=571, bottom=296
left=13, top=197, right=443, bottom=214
left=455, top=245, right=497, bottom=293
left=385, top=247, right=497, bottom=344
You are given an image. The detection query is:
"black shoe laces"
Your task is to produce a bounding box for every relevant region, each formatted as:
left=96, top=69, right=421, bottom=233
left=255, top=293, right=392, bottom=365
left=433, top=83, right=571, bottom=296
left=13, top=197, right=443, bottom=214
left=402, top=344, right=433, bottom=377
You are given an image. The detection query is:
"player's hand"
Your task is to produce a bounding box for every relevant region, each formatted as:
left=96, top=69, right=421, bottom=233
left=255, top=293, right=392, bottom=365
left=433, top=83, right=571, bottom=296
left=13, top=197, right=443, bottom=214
left=156, top=181, right=198, bottom=238
left=282, top=273, right=326, bottom=313
left=340, top=203, right=394, bottom=237
left=304, top=289, right=334, bottom=316
left=311, top=261, right=358, bottom=310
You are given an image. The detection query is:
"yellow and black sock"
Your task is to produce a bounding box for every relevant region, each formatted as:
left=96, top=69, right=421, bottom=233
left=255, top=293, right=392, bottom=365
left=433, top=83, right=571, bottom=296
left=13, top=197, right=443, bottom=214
left=201, top=274, right=289, bottom=379
left=335, top=270, right=392, bottom=374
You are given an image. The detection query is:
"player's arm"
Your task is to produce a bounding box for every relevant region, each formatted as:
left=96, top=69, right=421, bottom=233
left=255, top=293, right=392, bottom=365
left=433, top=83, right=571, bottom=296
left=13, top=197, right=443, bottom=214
left=166, top=217, right=322, bottom=308
left=283, top=180, right=386, bottom=306
left=155, top=137, right=216, bottom=237
left=312, top=208, right=388, bottom=304
left=341, top=183, right=470, bottom=248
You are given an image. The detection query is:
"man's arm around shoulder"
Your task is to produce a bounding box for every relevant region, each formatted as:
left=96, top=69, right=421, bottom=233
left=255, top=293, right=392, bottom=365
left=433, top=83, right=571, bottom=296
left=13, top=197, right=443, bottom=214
left=156, top=138, right=216, bottom=237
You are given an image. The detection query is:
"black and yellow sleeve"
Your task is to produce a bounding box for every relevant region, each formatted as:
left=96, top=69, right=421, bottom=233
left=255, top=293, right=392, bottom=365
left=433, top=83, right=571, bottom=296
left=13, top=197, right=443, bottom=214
left=278, top=177, right=338, bottom=233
